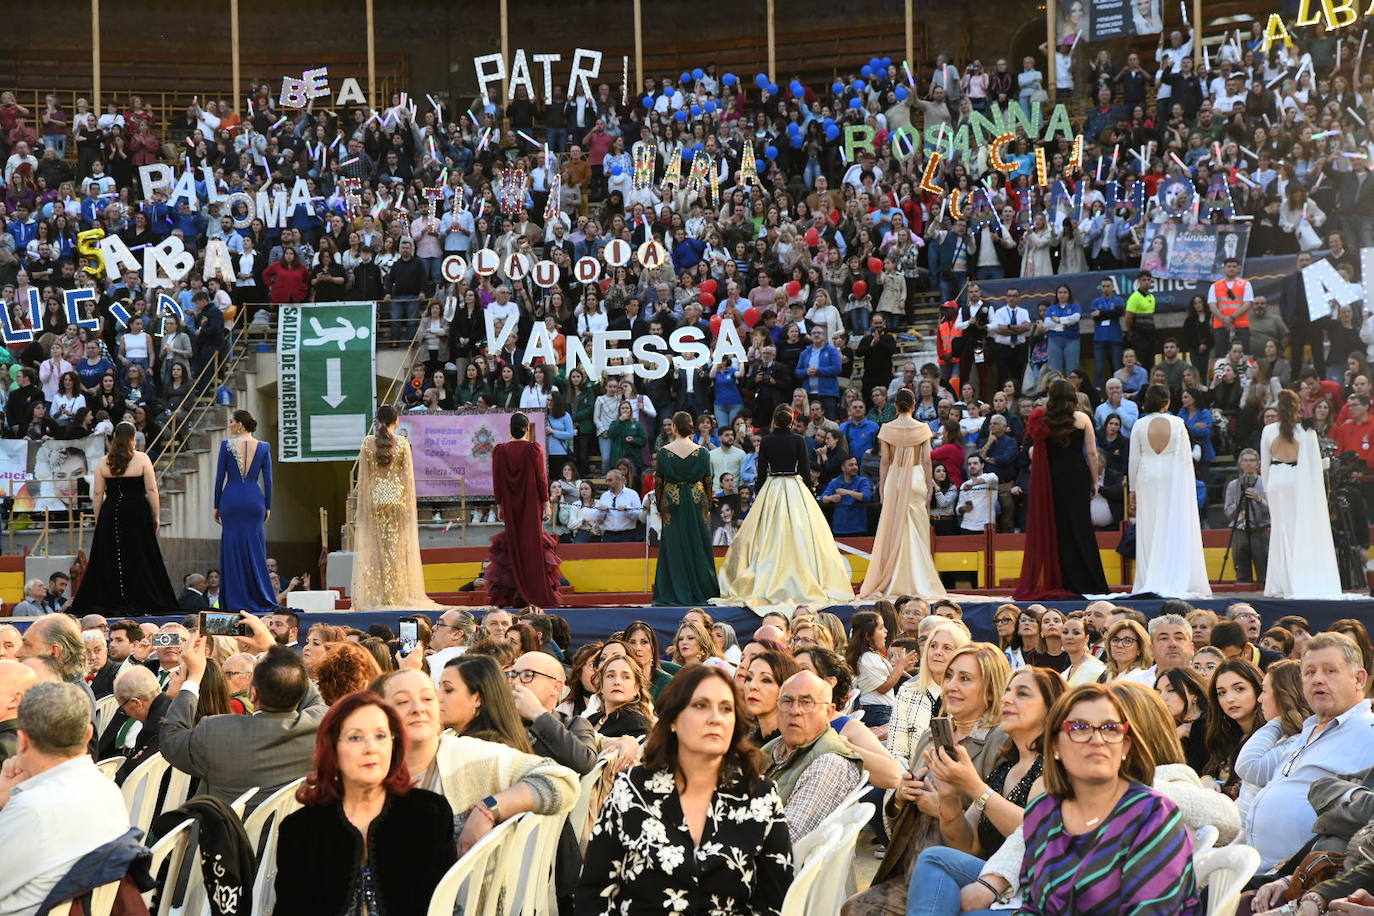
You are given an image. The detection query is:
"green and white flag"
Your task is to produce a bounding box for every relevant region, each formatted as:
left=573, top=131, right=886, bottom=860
left=278, top=302, right=377, bottom=462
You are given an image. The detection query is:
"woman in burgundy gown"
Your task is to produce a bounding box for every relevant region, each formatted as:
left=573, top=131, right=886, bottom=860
left=487, top=412, right=563, bottom=607
left=1015, top=378, right=1108, bottom=599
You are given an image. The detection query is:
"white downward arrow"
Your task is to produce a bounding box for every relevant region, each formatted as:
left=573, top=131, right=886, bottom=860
left=322, top=357, right=347, bottom=408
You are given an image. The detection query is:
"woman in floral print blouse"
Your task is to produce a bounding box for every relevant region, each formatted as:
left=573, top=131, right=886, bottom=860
left=576, top=665, right=794, bottom=916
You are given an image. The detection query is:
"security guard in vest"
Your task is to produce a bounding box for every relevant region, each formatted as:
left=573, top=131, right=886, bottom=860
left=1207, top=257, right=1255, bottom=356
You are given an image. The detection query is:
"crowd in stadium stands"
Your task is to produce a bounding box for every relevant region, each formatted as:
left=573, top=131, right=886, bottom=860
left=5, top=601, right=1374, bottom=914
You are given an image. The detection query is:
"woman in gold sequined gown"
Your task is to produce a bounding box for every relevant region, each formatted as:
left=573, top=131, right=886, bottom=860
left=351, top=405, right=448, bottom=611
left=652, top=411, right=720, bottom=606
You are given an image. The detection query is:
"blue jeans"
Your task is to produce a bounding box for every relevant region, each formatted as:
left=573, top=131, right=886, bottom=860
left=42, top=135, right=66, bottom=156
left=546, top=127, right=568, bottom=153
left=389, top=297, right=421, bottom=343
left=975, top=265, right=1004, bottom=281
left=714, top=403, right=742, bottom=429
left=907, top=846, right=989, bottom=916
left=598, top=434, right=613, bottom=472
left=1093, top=339, right=1123, bottom=388
left=847, top=307, right=871, bottom=334
left=1047, top=334, right=1080, bottom=376
left=939, top=272, right=967, bottom=305
left=803, top=159, right=822, bottom=192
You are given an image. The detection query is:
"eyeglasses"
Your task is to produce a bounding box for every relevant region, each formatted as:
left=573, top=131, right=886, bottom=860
left=779, top=695, right=825, bottom=712
left=1062, top=720, right=1129, bottom=743
left=224, top=669, right=252, bottom=678
left=506, top=669, right=563, bottom=686
left=1109, top=636, right=1138, bottom=647
left=995, top=617, right=1015, bottom=625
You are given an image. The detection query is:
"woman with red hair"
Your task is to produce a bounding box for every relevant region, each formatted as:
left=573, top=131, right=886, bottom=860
left=272, top=691, right=455, bottom=915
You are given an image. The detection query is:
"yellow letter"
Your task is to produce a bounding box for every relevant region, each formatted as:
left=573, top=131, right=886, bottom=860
left=988, top=133, right=1017, bottom=174
left=1321, top=0, right=1358, bottom=28
left=920, top=152, right=945, bottom=196
left=1295, top=0, right=1322, bottom=26
left=1261, top=13, right=1294, bottom=52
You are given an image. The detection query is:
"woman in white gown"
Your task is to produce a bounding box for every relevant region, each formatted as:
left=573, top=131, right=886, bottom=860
left=1129, top=385, right=1212, bottom=598
left=1261, top=390, right=1344, bottom=599
left=858, top=388, right=947, bottom=599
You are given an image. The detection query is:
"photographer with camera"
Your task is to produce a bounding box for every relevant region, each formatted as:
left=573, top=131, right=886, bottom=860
left=1223, top=448, right=1269, bottom=584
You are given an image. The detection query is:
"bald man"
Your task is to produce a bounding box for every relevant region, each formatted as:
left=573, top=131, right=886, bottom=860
left=1084, top=600, right=1115, bottom=657
left=510, top=651, right=599, bottom=776
left=0, top=659, right=38, bottom=758
left=762, top=670, right=864, bottom=840
left=110, top=666, right=171, bottom=784
left=753, top=625, right=787, bottom=645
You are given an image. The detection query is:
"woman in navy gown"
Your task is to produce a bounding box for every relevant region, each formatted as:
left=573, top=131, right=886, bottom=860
left=214, top=409, right=277, bottom=611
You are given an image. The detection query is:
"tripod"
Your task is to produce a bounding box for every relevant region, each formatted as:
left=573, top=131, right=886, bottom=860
left=1219, top=475, right=1261, bottom=584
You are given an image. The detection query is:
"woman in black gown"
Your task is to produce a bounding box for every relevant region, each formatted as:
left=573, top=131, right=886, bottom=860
left=1014, top=379, right=1109, bottom=599
left=69, top=421, right=178, bottom=614
left=713, top=405, right=853, bottom=614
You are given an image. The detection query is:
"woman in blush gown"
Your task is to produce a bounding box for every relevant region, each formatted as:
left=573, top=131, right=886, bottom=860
left=214, top=409, right=277, bottom=611
left=1129, top=385, right=1211, bottom=599
left=713, top=405, right=853, bottom=616
left=69, top=421, right=178, bottom=615
left=652, top=410, right=720, bottom=606
left=1015, top=378, right=1108, bottom=599
left=858, top=388, right=947, bottom=600
left=351, top=405, right=449, bottom=612
left=1262, top=389, right=1344, bottom=599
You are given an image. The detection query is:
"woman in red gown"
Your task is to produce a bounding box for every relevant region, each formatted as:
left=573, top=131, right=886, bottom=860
left=487, top=412, right=563, bottom=607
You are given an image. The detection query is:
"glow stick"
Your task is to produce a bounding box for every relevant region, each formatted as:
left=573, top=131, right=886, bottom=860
left=1349, top=107, right=1367, bottom=126
left=247, top=98, right=254, bottom=116
left=1265, top=72, right=1285, bottom=89
left=1337, top=40, right=1343, bottom=71
left=270, top=116, right=287, bottom=132
left=622, top=56, right=628, bottom=106
left=1111, top=144, right=1120, bottom=169
left=330, top=134, right=342, bottom=150
left=1240, top=145, right=1259, bottom=160
left=1180, top=1, right=1187, bottom=23
left=339, top=156, right=359, bottom=167
left=1341, top=151, right=1369, bottom=158
left=1235, top=173, right=1259, bottom=187
left=1169, top=151, right=1187, bottom=171
left=903, top=60, right=916, bottom=89
left=1203, top=41, right=1211, bottom=72
left=467, top=109, right=479, bottom=126
left=516, top=129, right=540, bottom=147
left=1311, top=129, right=1341, bottom=139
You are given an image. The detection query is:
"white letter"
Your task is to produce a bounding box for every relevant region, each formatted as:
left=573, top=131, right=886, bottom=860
left=632, top=334, right=671, bottom=380
left=287, top=177, right=312, bottom=213
left=200, top=166, right=226, bottom=203
left=522, top=322, right=558, bottom=365
left=593, top=329, right=634, bottom=377
left=669, top=326, right=710, bottom=371
left=508, top=49, right=535, bottom=100
left=222, top=191, right=255, bottom=229
left=202, top=238, right=237, bottom=283
left=303, top=66, right=331, bottom=99
left=1302, top=258, right=1363, bottom=321
left=168, top=169, right=199, bottom=211
left=533, top=53, right=561, bottom=104
left=98, top=234, right=142, bottom=278
left=255, top=189, right=287, bottom=229
left=710, top=319, right=749, bottom=366
left=485, top=311, right=519, bottom=353
left=138, top=164, right=173, bottom=200
left=568, top=48, right=602, bottom=100
left=145, top=236, right=196, bottom=289
left=563, top=334, right=597, bottom=381
left=334, top=77, right=367, bottom=106
left=474, top=53, right=507, bottom=103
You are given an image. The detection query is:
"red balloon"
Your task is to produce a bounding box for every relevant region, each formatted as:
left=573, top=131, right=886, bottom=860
left=744, top=307, right=760, bottom=327
left=804, top=227, right=820, bottom=246
left=700, top=292, right=716, bottom=309
left=852, top=280, right=868, bottom=298
left=699, top=278, right=718, bottom=295
left=867, top=257, right=884, bottom=274
left=709, top=314, right=723, bottom=336
left=785, top=280, right=802, bottom=297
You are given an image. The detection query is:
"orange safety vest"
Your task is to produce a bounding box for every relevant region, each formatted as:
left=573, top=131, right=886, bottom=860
left=937, top=319, right=963, bottom=366
left=1211, top=279, right=1250, bottom=329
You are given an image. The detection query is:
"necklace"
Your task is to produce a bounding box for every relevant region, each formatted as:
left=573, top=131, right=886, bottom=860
left=953, top=716, right=981, bottom=731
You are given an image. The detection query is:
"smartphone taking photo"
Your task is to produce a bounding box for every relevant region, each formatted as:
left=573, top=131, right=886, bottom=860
left=198, top=611, right=245, bottom=638
left=399, top=617, right=419, bottom=655
left=929, top=715, right=956, bottom=755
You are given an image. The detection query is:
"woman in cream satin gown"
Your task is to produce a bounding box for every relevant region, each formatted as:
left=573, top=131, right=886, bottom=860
left=859, top=390, right=947, bottom=599
left=713, top=405, right=853, bottom=616
left=1128, top=386, right=1211, bottom=599
left=351, top=405, right=449, bottom=611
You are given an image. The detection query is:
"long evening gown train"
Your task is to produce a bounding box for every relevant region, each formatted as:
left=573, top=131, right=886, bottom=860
left=652, top=446, right=720, bottom=606
left=215, top=439, right=278, bottom=612
left=70, top=474, right=178, bottom=615
left=1015, top=412, right=1108, bottom=599
left=1129, top=414, right=1211, bottom=598
left=1261, top=424, right=1344, bottom=598
left=858, top=417, right=947, bottom=599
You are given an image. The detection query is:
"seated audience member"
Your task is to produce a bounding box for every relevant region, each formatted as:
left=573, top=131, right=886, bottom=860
left=763, top=670, right=864, bottom=842
left=109, top=665, right=172, bottom=783
left=273, top=691, right=456, bottom=916
left=587, top=654, right=655, bottom=738
left=886, top=619, right=972, bottom=763
left=742, top=649, right=800, bottom=747
left=792, top=646, right=902, bottom=789
left=376, top=666, right=578, bottom=853
left=0, top=660, right=37, bottom=758
left=1212, top=620, right=1283, bottom=672
left=314, top=642, right=383, bottom=705
left=1103, top=619, right=1155, bottom=685
left=160, top=637, right=327, bottom=809
left=1149, top=613, right=1196, bottom=673
left=576, top=665, right=792, bottom=915
left=84, top=630, right=120, bottom=699
left=1154, top=666, right=1210, bottom=774
left=1200, top=659, right=1265, bottom=803
left=0, top=682, right=132, bottom=913
left=1238, top=633, right=1374, bottom=872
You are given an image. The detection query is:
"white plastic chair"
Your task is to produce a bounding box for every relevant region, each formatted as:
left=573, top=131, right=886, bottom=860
left=243, top=777, right=305, bottom=916
left=120, top=752, right=172, bottom=835
left=807, top=802, right=873, bottom=916
left=95, top=756, right=124, bottom=781
left=820, top=772, right=870, bottom=828
left=229, top=787, right=259, bottom=819
left=505, top=811, right=568, bottom=916
left=1195, top=844, right=1260, bottom=916
left=45, top=877, right=122, bottom=916
left=426, top=814, right=523, bottom=916
left=94, top=694, right=119, bottom=737
left=143, top=818, right=195, bottom=916
left=570, top=756, right=612, bottom=851
left=780, top=824, right=839, bottom=916
left=1192, top=824, right=1220, bottom=867
left=162, top=766, right=193, bottom=814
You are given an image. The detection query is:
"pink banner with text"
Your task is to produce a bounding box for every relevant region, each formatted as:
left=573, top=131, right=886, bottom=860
left=397, top=410, right=547, bottom=499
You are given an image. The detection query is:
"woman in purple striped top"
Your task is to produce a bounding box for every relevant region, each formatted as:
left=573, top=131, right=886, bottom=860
left=1018, top=683, right=1202, bottom=916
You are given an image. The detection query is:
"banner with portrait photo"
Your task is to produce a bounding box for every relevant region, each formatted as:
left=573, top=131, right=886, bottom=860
left=1138, top=223, right=1250, bottom=284
left=1086, top=0, right=1163, bottom=41
left=6, top=436, right=108, bottom=513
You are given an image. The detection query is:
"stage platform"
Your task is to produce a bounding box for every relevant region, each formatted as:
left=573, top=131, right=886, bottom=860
left=101, top=596, right=1374, bottom=654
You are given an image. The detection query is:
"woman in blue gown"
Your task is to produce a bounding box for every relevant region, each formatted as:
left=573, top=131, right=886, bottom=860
left=214, top=409, right=277, bottom=611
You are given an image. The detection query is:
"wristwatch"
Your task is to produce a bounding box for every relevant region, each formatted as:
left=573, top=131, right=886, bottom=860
left=973, top=787, right=995, bottom=811
left=480, top=794, right=501, bottom=823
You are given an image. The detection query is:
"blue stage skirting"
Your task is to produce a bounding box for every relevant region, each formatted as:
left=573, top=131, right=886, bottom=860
left=115, top=597, right=1374, bottom=655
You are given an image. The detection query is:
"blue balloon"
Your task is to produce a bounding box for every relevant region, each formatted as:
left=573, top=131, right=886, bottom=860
left=764, top=145, right=778, bottom=159
left=664, top=86, right=675, bottom=97
left=754, top=73, right=769, bottom=87
left=790, top=81, right=804, bottom=96
left=849, top=97, right=863, bottom=109
left=755, top=159, right=767, bottom=174
left=895, top=86, right=910, bottom=101
left=681, top=71, right=692, bottom=84
left=786, top=121, right=800, bottom=135
left=854, top=80, right=866, bottom=92
left=682, top=147, right=695, bottom=159
left=881, top=57, right=892, bottom=68
left=790, top=135, right=804, bottom=148
left=870, top=57, right=882, bottom=70
left=674, top=109, right=687, bottom=121
left=643, top=95, right=654, bottom=108
left=723, top=72, right=737, bottom=86
left=861, top=66, right=873, bottom=79
left=693, top=142, right=703, bottom=151
left=690, top=105, right=702, bottom=117
left=704, top=100, right=717, bottom=113
left=692, top=68, right=705, bottom=80
left=825, top=124, right=840, bottom=141
left=767, top=83, right=779, bottom=95
left=610, top=163, right=624, bottom=176
left=823, top=117, right=835, bottom=128
left=832, top=81, right=845, bottom=95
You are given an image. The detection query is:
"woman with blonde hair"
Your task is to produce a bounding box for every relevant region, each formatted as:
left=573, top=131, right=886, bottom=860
left=886, top=619, right=972, bottom=764
left=588, top=654, right=656, bottom=739
left=670, top=619, right=722, bottom=666
left=1104, top=619, right=1154, bottom=685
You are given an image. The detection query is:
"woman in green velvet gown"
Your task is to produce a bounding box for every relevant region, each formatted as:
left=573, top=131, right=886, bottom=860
left=652, top=411, right=721, bottom=606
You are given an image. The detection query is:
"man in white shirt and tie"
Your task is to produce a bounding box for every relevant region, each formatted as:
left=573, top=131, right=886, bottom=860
left=596, top=470, right=643, bottom=542
left=989, top=287, right=1031, bottom=391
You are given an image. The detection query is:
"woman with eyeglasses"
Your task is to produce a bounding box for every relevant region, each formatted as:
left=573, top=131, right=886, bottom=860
left=1009, top=683, right=1202, bottom=915
left=990, top=605, right=1018, bottom=653
left=1103, top=619, right=1155, bottom=686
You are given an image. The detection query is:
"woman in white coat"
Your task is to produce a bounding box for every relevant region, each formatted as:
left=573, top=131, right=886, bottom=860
left=1129, top=385, right=1212, bottom=598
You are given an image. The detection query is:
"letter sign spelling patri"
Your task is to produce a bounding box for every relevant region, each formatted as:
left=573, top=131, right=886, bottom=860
left=277, top=303, right=377, bottom=462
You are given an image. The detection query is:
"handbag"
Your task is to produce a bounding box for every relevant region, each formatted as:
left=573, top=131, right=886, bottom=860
left=1288, top=851, right=1345, bottom=901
